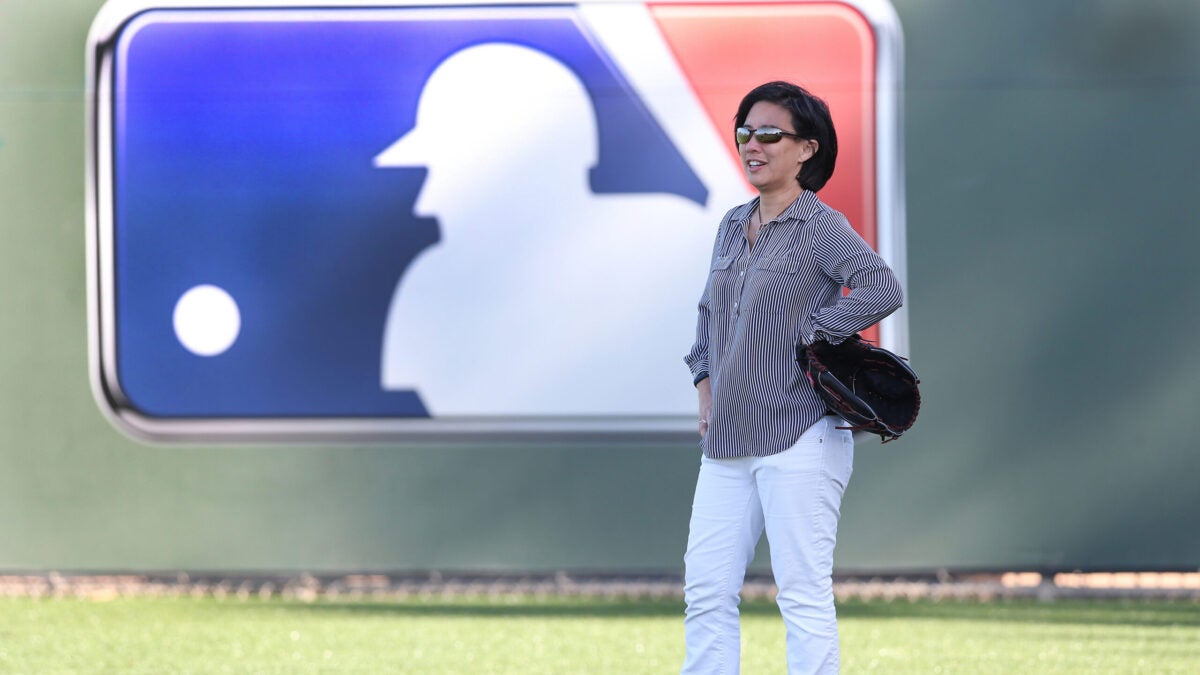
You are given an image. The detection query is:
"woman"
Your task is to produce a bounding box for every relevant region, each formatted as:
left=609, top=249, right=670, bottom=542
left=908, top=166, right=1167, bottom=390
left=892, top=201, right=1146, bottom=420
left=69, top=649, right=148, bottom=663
left=682, top=81, right=904, bottom=674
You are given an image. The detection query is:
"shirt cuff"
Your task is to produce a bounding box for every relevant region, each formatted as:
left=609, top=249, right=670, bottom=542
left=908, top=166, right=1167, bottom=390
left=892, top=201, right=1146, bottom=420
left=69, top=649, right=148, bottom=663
left=693, top=371, right=710, bottom=386
left=807, top=326, right=850, bottom=346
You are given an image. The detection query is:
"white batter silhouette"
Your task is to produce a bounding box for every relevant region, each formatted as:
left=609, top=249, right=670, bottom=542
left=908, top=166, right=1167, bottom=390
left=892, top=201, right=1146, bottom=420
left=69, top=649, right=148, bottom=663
left=375, top=42, right=749, bottom=416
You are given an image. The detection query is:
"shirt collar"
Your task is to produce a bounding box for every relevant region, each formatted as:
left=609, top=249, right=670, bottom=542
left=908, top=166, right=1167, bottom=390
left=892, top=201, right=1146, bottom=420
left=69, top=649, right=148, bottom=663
left=732, top=190, right=824, bottom=225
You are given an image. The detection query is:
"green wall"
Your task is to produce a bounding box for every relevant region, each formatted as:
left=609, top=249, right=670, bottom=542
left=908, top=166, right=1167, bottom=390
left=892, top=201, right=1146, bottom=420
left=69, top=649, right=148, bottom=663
left=1, top=0, right=1197, bottom=573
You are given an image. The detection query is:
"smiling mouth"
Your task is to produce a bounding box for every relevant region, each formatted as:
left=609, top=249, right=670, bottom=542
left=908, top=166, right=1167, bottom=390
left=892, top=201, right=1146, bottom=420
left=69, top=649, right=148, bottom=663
left=747, top=160, right=765, bottom=168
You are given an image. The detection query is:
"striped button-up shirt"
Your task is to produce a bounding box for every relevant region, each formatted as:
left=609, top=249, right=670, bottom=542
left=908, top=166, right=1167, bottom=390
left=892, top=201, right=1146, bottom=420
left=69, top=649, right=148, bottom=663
left=684, top=191, right=904, bottom=458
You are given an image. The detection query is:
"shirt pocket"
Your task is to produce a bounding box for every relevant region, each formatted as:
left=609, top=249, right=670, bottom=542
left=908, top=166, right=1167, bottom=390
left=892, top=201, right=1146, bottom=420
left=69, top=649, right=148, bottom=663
left=707, top=255, right=737, bottom=312
left=745, top=256, right=805, bottom=317
left=753, top=256, right=802, bottom=274
left=711, top=255, right=735, bottom=272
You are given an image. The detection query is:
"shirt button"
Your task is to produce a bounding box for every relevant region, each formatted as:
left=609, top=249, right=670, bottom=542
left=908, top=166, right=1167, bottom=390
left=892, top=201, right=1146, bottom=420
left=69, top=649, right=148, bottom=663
left=740, top=270, right=745, bottom=277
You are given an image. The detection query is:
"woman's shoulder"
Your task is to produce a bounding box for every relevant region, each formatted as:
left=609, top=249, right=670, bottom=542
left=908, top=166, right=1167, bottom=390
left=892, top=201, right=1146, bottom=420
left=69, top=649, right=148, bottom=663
left=788, top=191, right=840, bottom=224
left=802, top=194, right=853, bottom=231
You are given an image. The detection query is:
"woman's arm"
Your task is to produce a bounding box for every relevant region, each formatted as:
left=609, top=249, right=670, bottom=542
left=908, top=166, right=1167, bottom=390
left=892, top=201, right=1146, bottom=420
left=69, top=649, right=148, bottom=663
left=807, top=211, right=904, bottom=344
left=685, top=209, right=736, bottom=399
left=695, top=376, right=712, bottom=436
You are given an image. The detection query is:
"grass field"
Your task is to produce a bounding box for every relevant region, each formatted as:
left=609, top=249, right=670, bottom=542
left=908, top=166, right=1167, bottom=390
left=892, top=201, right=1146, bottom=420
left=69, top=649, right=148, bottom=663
left=2, top=595, right=1198, bottom=673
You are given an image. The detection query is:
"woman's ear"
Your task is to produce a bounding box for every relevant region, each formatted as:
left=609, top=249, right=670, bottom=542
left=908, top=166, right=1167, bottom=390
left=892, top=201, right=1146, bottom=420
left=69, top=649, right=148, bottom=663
left=799, top=139, right=818, bottom=163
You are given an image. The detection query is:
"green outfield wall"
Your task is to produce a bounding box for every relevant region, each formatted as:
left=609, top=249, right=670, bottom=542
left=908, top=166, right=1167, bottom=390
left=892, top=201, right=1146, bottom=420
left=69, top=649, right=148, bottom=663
left=1, top=0, right=1198, bottom=573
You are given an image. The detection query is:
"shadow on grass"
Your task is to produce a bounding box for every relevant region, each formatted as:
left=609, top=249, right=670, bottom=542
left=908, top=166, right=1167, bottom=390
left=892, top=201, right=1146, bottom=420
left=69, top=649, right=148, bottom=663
left=243, top=597, right=1200, bottom=627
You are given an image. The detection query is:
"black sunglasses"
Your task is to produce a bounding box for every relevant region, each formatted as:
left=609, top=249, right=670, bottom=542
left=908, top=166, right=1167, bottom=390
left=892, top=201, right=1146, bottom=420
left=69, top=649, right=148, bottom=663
left=735, top=125, right=804, bottom=145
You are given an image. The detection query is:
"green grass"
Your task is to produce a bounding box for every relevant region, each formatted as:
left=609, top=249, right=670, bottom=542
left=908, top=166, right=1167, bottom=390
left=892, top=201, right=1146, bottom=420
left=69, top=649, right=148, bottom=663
left=1, top=595, right=1198, bottom=673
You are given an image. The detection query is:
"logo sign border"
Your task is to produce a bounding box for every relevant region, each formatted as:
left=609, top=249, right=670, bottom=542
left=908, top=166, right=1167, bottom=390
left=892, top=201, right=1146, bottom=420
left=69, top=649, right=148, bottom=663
left=86, top=0, right=906, bottom=444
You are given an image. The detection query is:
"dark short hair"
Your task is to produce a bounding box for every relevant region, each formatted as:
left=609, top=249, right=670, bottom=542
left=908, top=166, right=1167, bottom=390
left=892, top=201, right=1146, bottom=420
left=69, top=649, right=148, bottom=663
left=734, top=81, right=838, bottom=192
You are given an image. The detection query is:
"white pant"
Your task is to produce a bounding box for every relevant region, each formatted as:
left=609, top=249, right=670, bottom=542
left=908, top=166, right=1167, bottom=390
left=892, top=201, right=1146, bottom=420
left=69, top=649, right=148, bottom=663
left=682, top=416, right=854, bottom=675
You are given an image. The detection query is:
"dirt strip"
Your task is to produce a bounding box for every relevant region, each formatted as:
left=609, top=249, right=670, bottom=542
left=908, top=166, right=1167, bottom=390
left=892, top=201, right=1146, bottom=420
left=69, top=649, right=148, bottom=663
left=2, top=572, right=1198, bottom=601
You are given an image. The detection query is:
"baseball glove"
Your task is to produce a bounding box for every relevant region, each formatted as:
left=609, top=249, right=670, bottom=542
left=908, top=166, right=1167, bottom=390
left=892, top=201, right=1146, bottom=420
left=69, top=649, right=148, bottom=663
left=800, top=335, right=920, bottom=443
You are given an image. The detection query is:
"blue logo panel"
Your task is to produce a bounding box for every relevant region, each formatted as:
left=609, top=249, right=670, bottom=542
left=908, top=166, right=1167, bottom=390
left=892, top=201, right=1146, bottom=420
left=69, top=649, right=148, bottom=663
left=113, top=8, right=705, bottom=418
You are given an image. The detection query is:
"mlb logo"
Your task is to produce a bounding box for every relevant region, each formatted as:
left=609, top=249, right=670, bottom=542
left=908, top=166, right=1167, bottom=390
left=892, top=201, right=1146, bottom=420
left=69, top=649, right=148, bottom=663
left=86, top=0, right=905, bottom=442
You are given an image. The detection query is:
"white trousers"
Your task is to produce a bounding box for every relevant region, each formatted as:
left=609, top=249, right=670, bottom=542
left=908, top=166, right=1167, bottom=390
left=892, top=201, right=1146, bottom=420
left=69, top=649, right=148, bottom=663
left=682, top=416, right=854, bottom=675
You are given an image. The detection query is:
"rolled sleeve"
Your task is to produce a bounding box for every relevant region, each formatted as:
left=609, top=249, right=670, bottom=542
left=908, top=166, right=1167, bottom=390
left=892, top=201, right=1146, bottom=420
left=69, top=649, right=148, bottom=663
left=684, top=266, right=713, bottom=382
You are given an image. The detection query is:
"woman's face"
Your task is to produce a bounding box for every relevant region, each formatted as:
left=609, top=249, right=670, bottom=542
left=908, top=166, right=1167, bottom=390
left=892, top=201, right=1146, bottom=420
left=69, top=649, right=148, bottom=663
left=738, top=100, right=817, bottom=195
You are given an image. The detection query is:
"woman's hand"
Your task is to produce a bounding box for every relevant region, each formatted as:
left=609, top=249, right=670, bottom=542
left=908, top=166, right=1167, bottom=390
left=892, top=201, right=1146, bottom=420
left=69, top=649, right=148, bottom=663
left=696, top=377, right=713, bottom=436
